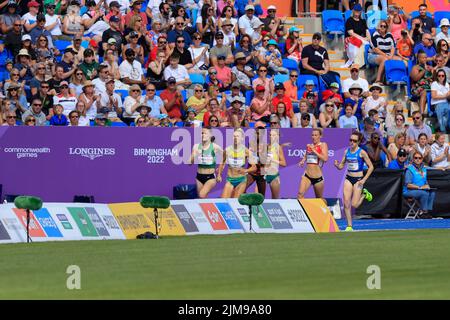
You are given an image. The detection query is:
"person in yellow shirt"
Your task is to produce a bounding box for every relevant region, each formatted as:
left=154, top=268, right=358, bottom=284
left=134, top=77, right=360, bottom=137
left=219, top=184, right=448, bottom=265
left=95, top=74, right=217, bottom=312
left=186, top=84, right=209, bottom=121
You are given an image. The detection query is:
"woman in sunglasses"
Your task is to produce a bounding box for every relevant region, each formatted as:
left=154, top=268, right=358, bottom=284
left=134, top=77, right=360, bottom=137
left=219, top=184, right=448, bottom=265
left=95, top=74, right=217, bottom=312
left=334, top=132, right=374, bottom=231
left=189, top=127, right=223, bottom=198
left=430, top=68, right=450, bottom=133
left=298, top=128, right=328, bottom=201
left=411, top=133, right=431, bottom=165
left=385, top=101, right=405, bottom=139
left=23, top=115, right=36, bottom=126
left=403, top=151, right=436, bottom=219
left=218, top=128, right=257, bottom=198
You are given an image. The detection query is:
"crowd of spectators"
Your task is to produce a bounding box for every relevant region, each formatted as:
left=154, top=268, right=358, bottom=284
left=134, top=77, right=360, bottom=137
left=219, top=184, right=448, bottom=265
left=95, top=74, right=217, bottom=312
left=0, top=0, right=448, bottom=168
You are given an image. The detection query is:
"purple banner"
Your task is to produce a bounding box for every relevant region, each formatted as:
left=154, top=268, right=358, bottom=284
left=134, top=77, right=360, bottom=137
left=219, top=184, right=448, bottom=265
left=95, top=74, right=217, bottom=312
left=0, top=127, right=351, bottom=202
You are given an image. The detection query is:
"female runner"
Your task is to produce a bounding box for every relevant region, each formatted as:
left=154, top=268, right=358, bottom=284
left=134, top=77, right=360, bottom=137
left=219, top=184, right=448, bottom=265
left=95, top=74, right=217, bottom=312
left=334, top=131, right=374, bottom=231
left=189, top=127, right=223, bottom=198
left=246, top=125, right=268, bottom=196
left=218, top=128, right=257, bottom=198
left=297, top=128, right=329, bottom=200
left=264, top=129, right=287, bottom=199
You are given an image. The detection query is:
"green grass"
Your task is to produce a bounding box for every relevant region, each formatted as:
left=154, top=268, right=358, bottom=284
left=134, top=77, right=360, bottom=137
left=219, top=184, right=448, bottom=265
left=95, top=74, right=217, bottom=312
left=1, top=230, right=450, bottom=299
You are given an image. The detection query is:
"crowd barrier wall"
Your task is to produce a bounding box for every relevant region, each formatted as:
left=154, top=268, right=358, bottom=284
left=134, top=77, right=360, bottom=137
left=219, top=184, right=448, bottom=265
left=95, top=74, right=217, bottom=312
left=0, top=199, right=339, bottom=244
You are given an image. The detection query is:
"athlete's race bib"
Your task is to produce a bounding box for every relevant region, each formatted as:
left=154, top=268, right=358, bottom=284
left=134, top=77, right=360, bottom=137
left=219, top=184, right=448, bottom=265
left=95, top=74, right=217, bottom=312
left=306, top=154, right=319, bottom=164
left=198, top=155, right=214, bottom=165
left=228, top=157, right=245, bottom=167
left=347, top=159, right=359, bottom=171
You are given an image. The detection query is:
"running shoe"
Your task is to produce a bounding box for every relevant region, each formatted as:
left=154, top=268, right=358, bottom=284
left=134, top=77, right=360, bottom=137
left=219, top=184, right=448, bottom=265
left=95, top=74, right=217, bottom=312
left=363, top=188, right=373, bottom=202
left=345, top=226, right=353, bottom=232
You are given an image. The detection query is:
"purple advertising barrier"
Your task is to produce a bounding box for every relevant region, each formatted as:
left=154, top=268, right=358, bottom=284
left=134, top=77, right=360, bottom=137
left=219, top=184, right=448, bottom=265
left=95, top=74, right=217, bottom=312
left=0, top=127, right=351, bottom=202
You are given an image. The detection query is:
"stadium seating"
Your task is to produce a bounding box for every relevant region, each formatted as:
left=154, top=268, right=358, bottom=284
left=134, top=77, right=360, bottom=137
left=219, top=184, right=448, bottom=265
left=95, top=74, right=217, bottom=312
left=297, top=75, right=319, bottom=97
left=322, top=10, right=345, bottom=38
left=189, top=73, right=206, bottom=85
left=274, top=74, right=289, bottom=84
left=385, top=60, right=409, bottom=86
left=282, top=58, right=299, bottom=72
left=115, top=89, right=129, bottom=101
left=278, top=42, right=286, bottom=55
left=54, top=40, right=72, bottom=52
left=366, top=10, right=388, bottom=34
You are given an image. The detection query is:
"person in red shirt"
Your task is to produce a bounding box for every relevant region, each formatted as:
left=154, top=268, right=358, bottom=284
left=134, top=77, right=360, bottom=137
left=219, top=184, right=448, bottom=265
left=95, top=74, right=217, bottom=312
left=160, top=77, right=185, bottom=122
left=321, top=82, right=344, bottom=109
left=272, top=82, right=294, bottom=117
left=124, top=0, right=148, bottom=30
left=215, top=55, right=232, bottom=90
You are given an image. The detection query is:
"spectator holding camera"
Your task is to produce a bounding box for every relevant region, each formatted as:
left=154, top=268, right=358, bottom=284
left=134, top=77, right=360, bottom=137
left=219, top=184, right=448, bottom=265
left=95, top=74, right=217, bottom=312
left=414, top=4, right=436, bottom=36
left=397, top=30, right=414, bottom=62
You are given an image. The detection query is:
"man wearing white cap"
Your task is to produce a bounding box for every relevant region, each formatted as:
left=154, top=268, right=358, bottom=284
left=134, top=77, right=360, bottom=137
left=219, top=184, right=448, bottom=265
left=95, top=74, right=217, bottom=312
left=238, top=4, right=262, bottom=38
left=436, top=18, right=450, bottom=44
left=261, top=5, right=283, bottom=37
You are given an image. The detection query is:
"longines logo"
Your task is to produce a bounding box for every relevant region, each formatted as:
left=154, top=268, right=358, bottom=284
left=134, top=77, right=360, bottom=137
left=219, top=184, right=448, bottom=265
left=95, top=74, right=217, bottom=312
left=69, top=147, right=116, bottom=160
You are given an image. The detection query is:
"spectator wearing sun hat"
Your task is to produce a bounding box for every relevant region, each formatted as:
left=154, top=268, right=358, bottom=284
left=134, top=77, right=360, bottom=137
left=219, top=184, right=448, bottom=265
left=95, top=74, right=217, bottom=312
left=264, top=39, right=288, bottom=75
left=436, top=18, right=450, bottom=44
left=238, top=4, right=262, bottom=38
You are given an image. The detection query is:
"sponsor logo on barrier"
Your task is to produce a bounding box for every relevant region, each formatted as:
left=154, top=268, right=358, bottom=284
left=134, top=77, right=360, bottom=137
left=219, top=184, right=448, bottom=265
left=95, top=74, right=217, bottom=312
left=34, top=209, right=63, bottom=238
left=102, top=215, right=120, bottom=230
left=261, top=203, right=293, bottom=229
left=85, top=208, right=110, bottom=237
left=0, top=220, right=11, bottom=240
left=172, top=204, right=199, bottom=233
left=133, top=148, right=178, bottom=164
left=253, top=206, right=272, bottom=229
left=68, top=207, right=99, bottom=237
left=13, top=209, right=47, bottom=237
left=299, top=199, right=339, bottom=233
left=215, top=203, right=243, bottom=230
left=3, top=147, right=51, bottom=159
left=57, top=214, right=73, bottom=229
left=68, top=147, right=115, bottom=160
left=237, top=208, right=250, bottom=223
left=286, top=209, right=309, bottom=223
left=199, top=203, right=228, bottom=231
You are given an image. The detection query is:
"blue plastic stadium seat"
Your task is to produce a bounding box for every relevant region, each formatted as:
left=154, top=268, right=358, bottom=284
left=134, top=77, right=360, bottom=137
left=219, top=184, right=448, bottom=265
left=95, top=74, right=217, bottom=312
left=274, top=74, right=289, bottom=84
left=181, top=90, right=187, bottom=102
left=156, top=90, right=163, bottom=96
left=322, top=10, right=345, bottom=36
left=175, top=121, right=184, bottom=127
left=189, top=73, right=205, bottom=85
left=278, top=42, right=286, bottom=55
left=245, top=90, right=254, bottom=106
left=54, top=40, right=72, bottom=51
left=385, top=60, right=408, bottom=85
left=282, top=58, right=298, bottom=72
left=110, top=121, right=128, bottom=127
left=114, top=89, right=129, bottom=101
left=366, top=10, right=388, bottom=34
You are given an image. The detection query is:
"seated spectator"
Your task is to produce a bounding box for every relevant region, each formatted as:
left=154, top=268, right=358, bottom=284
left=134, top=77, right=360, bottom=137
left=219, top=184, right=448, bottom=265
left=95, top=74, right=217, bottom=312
left=342, top=83, right=363, bottom=121
left=412, top=133, right=432, bottom=165
left=167, top=17, right=192, bottom=49
left=342, top=64, right=369, bottom=98
left=368, top=109, right=385, bottom=132
left=283, top=71, right=300, bottom=109
left=219, top=19, right=236, bottom=50
left=253, top=65, right=274, bottom=100
left=5, top=83, right=28, bottom=117
left=238, top=4, right=262, bottom=38
left=261, top=5, right=285, bottom=43
left=215, top=55, right=232, bottom=90
left=430, top=69, right=450, bottom=133
left=2, top=111, right=17, bottom=126
left=366, top=131, right=391, bottom=168
left=186, top=85, right=208, bottom=121
left=263, top=40, right=288, bottom=75
left=397, top=30, right=414, bottom=62
left=14, top=49, right=33, bottom=85
left=163, top=53, right=191, bottom=90
left=218, top=5, right=238, bottom=36
left=123, top=30, right=145, bottom=65
left=272, top=83, right=294, bottom=118
left=249, top=85, right=271, bottom=123
left=22, top=98, right=46, bottom=126
left=171, top=35, right=194, bottom=72
left=388, top=148, right=409, bottom=169
left=62, top=3, right=85, bottom=37
left=78, top=80, right=99, bottom=120
left=410, top=51, right=433, bottom=114
left=189, top=32, right=210, bottom=76
left=98, top=78, right=123, bottom=121
left=160, top=77, right=186, bottom=123
left=343, top=4, right=370, bottom=68
left=301, top=32, right=340, bottom=87
left=49, top=104, right=68, bottom=126
left=196, top=4, right=217, bottom=46
left=53, top=80, right=77, bottom=116
left=32, top=81, right=54, bottom=120
left=207, top=114, right=221, bottom=128
left=413, top=33, right=436, bottom=66
left=44, top=4, right=63, bottom=39
left=295, top=99, right=317, bottom=128
left=414, top=3, right=436, bottom=35
left=436, top=19, right=450, bottom=44
left=226, top=81, right=246, bottom=108
left=68, top=111, right=80, bottom=127
left=23, top=115, right=36, bottom=126
left=233, top=35, right=255, bottom=69
left=363, top=84, right=387, bottom=119
left=321, top=82, right=343, bottom=109
left=227, top=96, right=247, bottom=128
left=403, top=151, right=436, bottom=219
left=207, top=85, right=227, bottom=109
left=387, top=5, right=408, bottom=42
left=285, top=26, right=303, bottom=63
left=319, top=101, right=339, bottom=128
left=388, top=132, right=412, bottom=160
left=203, top=98, right=228, bottom=127
left=94, top=113, right=108, bottom=127
left=339, top=102, right=359, bottom=129
left=142, top=83, right=166, bottom=120
left=368, top=20, right=399, bottom=85
left=120, top=48, right=146, bottom=88
left=70, top=67, right=87, bottom=96
left=231, top=52, right=253, bottom=92
left=430, top=132, right=450, bottom=170
left=209, top=31, right=234, bottom=67
left=302, top=80, right=319, bottom=110
left=361, top=117, right=384, bottom=146
left=135, top=104, right=153, bottom=126
left=22, top=1, right=40, bottom=33
left=433, top=54, right=450, bottom=81
left=74, top=101, right=90, bottom=126
left=0, top=2, right=21, bottom=35
left=274, top=102, right=296, bottom=128
left=123, top=84, right=144, bottom=125
left=406, top=111, right=433, bottom=146
left=387, top=113, right=407, bottom=145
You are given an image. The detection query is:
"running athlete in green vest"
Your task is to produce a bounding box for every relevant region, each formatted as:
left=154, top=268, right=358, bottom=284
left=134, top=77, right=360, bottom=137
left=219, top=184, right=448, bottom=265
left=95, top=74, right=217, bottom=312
left=190, top=127, right=223, bottom=198
left=218, top=128, right=257, bottom=198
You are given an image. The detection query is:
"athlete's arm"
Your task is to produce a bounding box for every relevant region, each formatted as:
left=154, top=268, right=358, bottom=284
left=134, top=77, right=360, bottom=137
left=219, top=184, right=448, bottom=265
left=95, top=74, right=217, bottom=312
left=245, top=148, right=257, bottom=174
left=360, top=150, right=374, bottom=184
left=316, top=142, right=329, bottom=162
left=334, top=153, right=346, bottom=170
left=217, top=148, right=227, bottom=178
left=278, top=146, right=287, bottom=167
left=189, top=145, right=197, bottom=165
